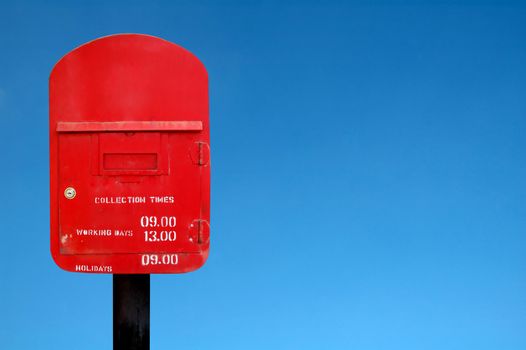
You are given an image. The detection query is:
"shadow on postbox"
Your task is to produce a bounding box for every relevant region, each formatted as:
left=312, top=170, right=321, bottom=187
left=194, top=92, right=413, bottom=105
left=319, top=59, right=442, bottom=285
left=49, top=34, right=210, bottom=274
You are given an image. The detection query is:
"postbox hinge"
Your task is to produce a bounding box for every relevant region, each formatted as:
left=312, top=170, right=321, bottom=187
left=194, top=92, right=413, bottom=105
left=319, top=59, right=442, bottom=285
left=190, top=142, right=210, bottom=166
left=189, top=219, right=210, bottom=245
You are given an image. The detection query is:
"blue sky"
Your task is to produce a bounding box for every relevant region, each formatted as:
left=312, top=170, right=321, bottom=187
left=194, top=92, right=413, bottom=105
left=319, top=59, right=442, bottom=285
left=1, top=1, right=526, bottom=349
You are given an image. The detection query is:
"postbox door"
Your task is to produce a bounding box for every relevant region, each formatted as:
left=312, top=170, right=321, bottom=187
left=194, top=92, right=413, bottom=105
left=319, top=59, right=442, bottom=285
left=56, top=122, right=208, bottom=256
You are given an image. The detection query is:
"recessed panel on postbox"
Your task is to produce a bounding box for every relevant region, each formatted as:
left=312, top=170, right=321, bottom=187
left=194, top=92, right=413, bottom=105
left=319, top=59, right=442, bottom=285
left=49, top=34, right=210, bottom=274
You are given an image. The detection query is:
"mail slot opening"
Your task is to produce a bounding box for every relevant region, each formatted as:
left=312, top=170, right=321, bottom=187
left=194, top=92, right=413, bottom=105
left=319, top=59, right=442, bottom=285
left=103, top=153, right=158, bottom=170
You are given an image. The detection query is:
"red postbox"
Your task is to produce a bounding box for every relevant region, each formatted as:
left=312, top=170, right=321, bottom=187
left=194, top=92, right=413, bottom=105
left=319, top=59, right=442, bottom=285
left=49, top=34, right=210, bottom=274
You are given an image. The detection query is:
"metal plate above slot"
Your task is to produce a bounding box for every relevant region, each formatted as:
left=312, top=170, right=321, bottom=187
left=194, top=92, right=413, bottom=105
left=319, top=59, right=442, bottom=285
left=57, top=121, right=203, bottom=132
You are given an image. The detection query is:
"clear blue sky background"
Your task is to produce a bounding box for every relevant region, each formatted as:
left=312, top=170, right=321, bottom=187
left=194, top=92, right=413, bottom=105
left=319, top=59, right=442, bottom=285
left=0, top=0, right=525, bottom=349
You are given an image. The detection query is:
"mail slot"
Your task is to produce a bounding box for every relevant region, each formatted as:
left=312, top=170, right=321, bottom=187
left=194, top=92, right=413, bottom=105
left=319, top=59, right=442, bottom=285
left=103, top=153, right=158, bottom=171
left=96, top=132, right=165, bottom=175
left=50, top=34, right=210, bottom=274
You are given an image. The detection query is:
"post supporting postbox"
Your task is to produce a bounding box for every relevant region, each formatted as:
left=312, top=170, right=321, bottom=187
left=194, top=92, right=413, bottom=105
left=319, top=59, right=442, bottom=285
left=113, top=274, right=150, bottom=350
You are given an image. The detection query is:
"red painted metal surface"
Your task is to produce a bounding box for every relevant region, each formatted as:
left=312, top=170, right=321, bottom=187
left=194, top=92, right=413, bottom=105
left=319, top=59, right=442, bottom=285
left=49, top=34, right=210, bottom=274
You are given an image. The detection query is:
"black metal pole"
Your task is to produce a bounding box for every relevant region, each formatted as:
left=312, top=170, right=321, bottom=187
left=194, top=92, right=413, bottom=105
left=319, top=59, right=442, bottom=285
left=113, top=274, right=150, bottom=350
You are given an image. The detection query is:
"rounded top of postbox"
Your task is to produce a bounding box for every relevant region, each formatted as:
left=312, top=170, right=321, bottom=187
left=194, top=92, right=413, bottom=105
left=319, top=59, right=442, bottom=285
left=49, top=34, right=208, bottom=123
